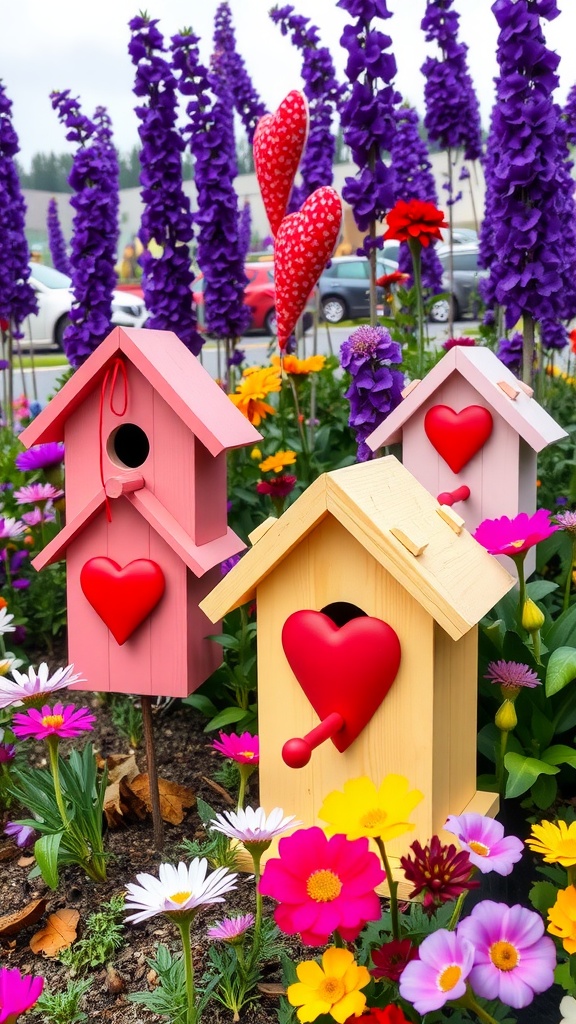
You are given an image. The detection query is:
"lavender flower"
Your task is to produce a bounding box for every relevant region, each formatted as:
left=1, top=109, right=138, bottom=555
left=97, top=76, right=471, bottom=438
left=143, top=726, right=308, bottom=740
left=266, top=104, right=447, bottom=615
left=340, top=324, right=404, bottom=461
left=212, top=3, right=268, bottom=143
left=4, top=821, right=36, bottom=848
left=46, top=197, right=71, bottom=275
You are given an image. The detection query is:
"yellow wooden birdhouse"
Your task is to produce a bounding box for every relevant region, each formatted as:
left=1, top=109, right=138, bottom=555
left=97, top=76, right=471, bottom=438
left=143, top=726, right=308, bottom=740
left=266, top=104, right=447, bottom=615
left=200, top=456, right=515, bottom=858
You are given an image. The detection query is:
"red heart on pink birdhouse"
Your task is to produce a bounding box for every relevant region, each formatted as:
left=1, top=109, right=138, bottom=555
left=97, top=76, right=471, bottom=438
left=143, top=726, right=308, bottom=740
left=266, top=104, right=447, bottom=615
left=281, top=610, right=401, bottom=753
left=274, top=186, right=342, bottom=349
left=424, top=404, right=493, bottom=474
left=80, top=557, right=165, bottom=646
left=253, top=90, right=309, bottom=237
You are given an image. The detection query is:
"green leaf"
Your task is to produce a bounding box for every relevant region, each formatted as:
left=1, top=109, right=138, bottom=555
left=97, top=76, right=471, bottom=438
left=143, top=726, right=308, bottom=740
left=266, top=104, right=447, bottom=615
left=546, top=647, right=576, bottom=696
left=181, top=693, right=218, bottom=717
left=529, top=879, right=560, bottom=915
left=504, top=752, right=559, bottom=799
left=526, top=580, right=559, bottom=600
left=554, top=960, right=576, bottom=996
left=204, top=706, right=247, bottom=732
left=34, top=832, right=62, bottom=890
left=530, top=772, right=557, bottom=810
left=541, top=744, right=576, bottom=768
left=544, top=602, right=576, bottom=650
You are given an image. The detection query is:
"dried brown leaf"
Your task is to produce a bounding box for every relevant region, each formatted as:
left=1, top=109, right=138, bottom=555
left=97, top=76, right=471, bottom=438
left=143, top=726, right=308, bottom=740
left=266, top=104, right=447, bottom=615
left=0, top=897, right=48, bottom=937
left=258, top=983, right=286, bottom=997
left=0, top=843, right=18, bottom=862
left=29, top=908, right=80, bottom=956
left=200, top=775, right=235, bottom=806
left=17, top=855, right=36, bottom=868
left=103, top=754, right=146, bottom=827
left=128, top=774, right=195, bottom=826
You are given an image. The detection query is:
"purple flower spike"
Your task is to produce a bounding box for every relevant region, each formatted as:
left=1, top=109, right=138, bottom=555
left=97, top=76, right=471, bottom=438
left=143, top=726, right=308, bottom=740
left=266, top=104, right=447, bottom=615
left=213, top=4, right=267, bottom=143
left=46, top=197, right=71, bottom=276
left=340, top=324, right=404, bottom=462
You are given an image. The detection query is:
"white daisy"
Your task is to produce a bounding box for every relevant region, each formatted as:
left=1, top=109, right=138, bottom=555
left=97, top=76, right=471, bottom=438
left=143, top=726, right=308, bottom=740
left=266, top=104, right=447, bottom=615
left=209, top=806, right=300, bottom=844
left=124, top=859, right=237, bottom=924
left=561, top=995, right=576, bottom=1024
left=0, top=517, right=27, bottom=539
left=0, top=608, right=15, bottom=636
left=0, top=662, right=85, bottom=709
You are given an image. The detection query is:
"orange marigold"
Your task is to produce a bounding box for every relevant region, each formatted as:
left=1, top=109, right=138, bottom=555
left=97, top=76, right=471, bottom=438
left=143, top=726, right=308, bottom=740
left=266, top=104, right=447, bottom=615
left=229, top=366, right=282, bottom=426
left=272, top=354, right=326, bottom=375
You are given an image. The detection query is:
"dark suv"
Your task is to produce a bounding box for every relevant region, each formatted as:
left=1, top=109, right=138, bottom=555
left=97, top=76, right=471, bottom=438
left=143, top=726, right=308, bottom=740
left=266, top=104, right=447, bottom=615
left=319, top=256, right=399, bottom=323
left=430, top=245, right=488, bottom=323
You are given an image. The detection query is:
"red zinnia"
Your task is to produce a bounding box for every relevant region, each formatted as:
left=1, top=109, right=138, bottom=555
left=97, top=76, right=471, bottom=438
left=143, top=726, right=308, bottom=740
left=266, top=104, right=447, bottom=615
left=400, top=835, right=479, bottom=913
left=371, top=938, right=419, bottom=982
left=384, top=198, right=448, bottom=248
left=345, top=1006, right=412, bottom=1024
left=256, top=474, right=296, bottom=499
left=375, top=270, right=410, bottom=288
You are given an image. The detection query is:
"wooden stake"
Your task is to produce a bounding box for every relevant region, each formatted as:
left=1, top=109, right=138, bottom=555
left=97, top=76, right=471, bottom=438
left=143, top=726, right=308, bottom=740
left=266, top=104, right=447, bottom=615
left=141, top=695, right=164, bottom=851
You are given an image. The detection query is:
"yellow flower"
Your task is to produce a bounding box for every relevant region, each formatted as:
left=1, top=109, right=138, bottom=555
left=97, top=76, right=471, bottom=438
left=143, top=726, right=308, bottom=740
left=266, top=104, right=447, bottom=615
left=258, top=450, right=297, bottom=474
left=521, top=598, right=545, bottom=632
left=271, top=353, right=326, bottom=375
left=229, top=366, right=282, bottom=426
left=250, top=447, right=262, bottom=461
left=548, top=885, right=576, bottom=954
left=495, top=699, right=517, bottom=732
left=526, top=820, right=576, bottom=867
left=319, top=774, right=424, bottom=843
left=287, top=947, right=370, bottom=1023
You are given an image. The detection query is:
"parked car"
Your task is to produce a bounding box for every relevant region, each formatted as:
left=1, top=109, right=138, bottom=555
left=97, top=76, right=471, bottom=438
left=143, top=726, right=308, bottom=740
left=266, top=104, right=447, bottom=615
left=318, top=255, right=400, bottom=323
left=20, top=263, right=148, bottom=350
left=193, top=262, right=317, bottom=337
left=429, top=245, right=488, bottom=323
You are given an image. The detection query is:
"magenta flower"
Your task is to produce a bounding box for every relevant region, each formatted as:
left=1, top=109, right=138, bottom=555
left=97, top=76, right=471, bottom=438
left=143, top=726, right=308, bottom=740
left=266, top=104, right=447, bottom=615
left=212, top=731, right=259, bottom=765
left=11, top=703, right=96, bottom=741
left=443, top=813, right=524, bottom=875
left=0, top=741, right=15, bottom=762
left=485, top=660, right=541, bottom=693
left=0, top=966, right=44, bottom=1022
left=21, top=504, right=56, bottom=527
left=207, top=913, right=254, bottom=942
left=14, top=442, right=65, bottom=472
left=14, top=482, right=64, bottom=506
left=4, top=820, right=37, bottom=848
left=473, top=509, right=559, bottom=558
left=457, top=901, right=556, bottom=1008
left=443, top=336, right=476, bottom=351
left=399, top=928, right=474, bottom=1014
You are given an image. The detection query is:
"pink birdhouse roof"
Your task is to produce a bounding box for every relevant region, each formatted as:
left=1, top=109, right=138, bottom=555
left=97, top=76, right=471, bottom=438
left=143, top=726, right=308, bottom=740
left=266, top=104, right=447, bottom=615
left=19, top=326, right=261, bottom=457
left=365, top=346, right=567, bottom=454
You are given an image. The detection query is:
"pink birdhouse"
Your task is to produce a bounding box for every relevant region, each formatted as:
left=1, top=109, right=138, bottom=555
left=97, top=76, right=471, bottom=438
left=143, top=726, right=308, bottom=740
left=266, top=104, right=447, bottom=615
left=18, top=327, right=261, bottom=699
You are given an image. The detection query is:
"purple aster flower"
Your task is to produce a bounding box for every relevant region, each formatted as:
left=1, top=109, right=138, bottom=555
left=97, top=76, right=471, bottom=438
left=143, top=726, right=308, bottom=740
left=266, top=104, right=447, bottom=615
left=4, top=821, right=37, bottom=848
left=0, top=742, right=16, bottom=763
left=15, top=442, right=65, bottom=472
left=207, top=913, right=254, bottom=943
left=340, top=324, right=404, bottom=462
left=46, top=197, right=71, bottom=276
left=485, top=660, right=541, bottom=694
left=555, top=510, right=576, bottom=533
left=444, top=812, right=524, bottom=875
left=220, top=553, right=240, bottom=576
left=213, top=4, right=268, bottom=143
left=21, top=504, right=56, bottom=527
left=496, top=332, right=524, bottom=375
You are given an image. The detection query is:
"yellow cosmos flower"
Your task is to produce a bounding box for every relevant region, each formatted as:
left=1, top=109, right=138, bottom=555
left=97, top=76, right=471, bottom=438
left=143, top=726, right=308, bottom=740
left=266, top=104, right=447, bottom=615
left=287, top=947, right=370, bottom=1023
left=258, top=450, right=297, bottom=474
left=526, top=820, right=576, bottom=867
left=319, top=774, right=424, bottom=842
left=272, top=353, right=326, bottom=375
left=548, top=885, right=576, bottom=954
left=229, top=366, right=282, bottom=426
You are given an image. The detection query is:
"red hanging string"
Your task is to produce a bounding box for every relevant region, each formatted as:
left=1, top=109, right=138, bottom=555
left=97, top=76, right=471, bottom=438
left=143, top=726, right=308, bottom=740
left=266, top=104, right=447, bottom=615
left=99, top=357, right=129, bottom=522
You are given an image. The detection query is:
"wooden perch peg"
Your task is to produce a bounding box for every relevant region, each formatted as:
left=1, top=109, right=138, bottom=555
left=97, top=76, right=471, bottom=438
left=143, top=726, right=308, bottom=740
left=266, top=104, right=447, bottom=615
left=282, top=712, right=345, bottom=769
left=436, top=485, right=470, bottom=507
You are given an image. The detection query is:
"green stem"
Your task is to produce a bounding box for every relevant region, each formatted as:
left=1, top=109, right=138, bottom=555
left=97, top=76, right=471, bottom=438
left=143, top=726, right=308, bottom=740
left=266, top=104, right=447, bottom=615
left=447, top=888, right=469, bottom=931
left=408, top=240, right=425, bottom=378
left=513, top=553, right=527, bottom=632
left=568, top=866, right=576, bottom=886
left=563, top=538, right=576, bottom=612
left=497, top=727, right=508, bottom=800
left=176, top=916, right=196, bottom=1024
left=375, top=836, right=400, bottom=942
left=458, top=988, right=500, bottom=1024
left=531, top=629, right=542, bottom=666
left=247, top=846, right=265, bottom=971
left=47, top=735, right=69, bottom=827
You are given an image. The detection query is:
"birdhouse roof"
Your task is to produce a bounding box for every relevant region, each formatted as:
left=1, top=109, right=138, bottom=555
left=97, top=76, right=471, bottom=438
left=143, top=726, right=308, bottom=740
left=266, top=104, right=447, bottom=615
left=19, top=327, right=261, bottom=457
left=365, top=346, right=567, bottom=453
left=200, top=455, right=515, bottom=641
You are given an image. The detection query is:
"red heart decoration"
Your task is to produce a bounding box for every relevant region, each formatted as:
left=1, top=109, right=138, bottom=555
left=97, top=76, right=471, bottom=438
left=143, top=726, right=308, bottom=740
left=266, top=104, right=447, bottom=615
left=253, top=90, right=308, bottom=237
left=424, top=404, right=493, bottom=474
left=80, top=557, right=165, bottom=646
left=275, top=186, right=342, bottom=349
left=281, top=610, right=401, bottom=752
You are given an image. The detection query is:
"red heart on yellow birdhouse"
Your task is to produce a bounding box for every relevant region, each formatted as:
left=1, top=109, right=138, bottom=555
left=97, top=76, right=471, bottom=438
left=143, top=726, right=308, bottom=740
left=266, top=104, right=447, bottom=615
left=80, top=557, right=165, bottom=645
left=424, top=404, right=493, bottom=474
left=274, top=186, right=342, bottom=349
left=253, top=90, right=309, bottom=237
left=281, top=610, right=401, bottom=753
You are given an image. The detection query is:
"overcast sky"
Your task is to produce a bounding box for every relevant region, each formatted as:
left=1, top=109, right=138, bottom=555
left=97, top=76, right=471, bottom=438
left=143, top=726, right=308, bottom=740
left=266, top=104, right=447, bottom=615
left=4, top=0, right=576, bottom=169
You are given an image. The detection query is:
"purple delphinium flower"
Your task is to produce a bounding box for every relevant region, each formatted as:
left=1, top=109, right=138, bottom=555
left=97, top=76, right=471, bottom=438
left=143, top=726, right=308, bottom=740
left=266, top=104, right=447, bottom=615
left=15, top=442, right=65, bottom=473
left=0, top=83, right=38, bottom=340
left=212, top=3, right=268, bottom=144
left=50, top=92, right=119, bottom=367
left=4, top=821, right=37, bottom=848
left=237, top=202, right=252, bottom=266
left=564, top=81, right=576, bottom=147
left=172, top=32, right=252, bottom=343
left=340, top=324, right=404, bottom=462
left=46, top=197, right=71, bottom=276
left=337, top=0, right=400, bottom=253
left=128, top=16, right=202, bottom=356
left=496, top=331, right=523, bottom=374
left=220, top=553, right=241, bottom=576
left=270, top=6, right=346, bottom=210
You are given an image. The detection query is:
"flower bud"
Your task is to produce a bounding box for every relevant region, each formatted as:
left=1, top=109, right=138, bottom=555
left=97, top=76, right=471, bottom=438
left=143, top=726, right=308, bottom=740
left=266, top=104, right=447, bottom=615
left=522, top=598, right=545, bottom=632
left=495, top=699, right=517, bottom=733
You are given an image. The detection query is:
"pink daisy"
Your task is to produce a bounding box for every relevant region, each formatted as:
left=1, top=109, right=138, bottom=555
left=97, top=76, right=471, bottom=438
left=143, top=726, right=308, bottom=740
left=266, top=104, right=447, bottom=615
left=207, top=913, right=254, bottom=942
left=473, top=509, right=559, bottom=558
left=14, top=483, right=64, bottom=506
left=212, top=731, right=259, bottom=765
left=11, top=703, right=96, bottom=741
left=443, top=813, right=524, bottom=876
left=258, top=826, right=385, bottom=946
left=0, top=966, right=44, bottom=1021
left=399, top=929, right=474, bottom=1014
left=0, top=516, right=26, bottom=539
left=21, top=503, right=56, bottom=526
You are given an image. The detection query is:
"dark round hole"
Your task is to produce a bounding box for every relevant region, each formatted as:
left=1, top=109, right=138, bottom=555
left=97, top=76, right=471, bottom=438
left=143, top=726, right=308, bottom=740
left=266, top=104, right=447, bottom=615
left=110, top=423, right=150, bottom=468
left=320, top=602, right=368, bottom=627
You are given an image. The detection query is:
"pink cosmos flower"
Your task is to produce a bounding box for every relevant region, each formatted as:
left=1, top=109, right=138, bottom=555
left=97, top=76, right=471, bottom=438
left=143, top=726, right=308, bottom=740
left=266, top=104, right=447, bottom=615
left=0, top=662, right=85, bottom=709
left=0, top=966, right=44, bottom=1022
left=399, top=929, right=474, bottom=1014
left=15, top=442, right=65, bottom=472
left=207, top=913, right=254, bottom=942
left=444, top=813, right=524, bottom=875
left=457, top=901, right=556, bottom=1008
left=258, top=826, right=385, bottom=946
left=212, top=731, right=259, bottom=765
left=14, top=482, right=64, bottom=506
left=473, top=509, right=559, bottom=558
left=11, top=703, right=96, bottom=741
left=21, top=504, right=56, bottom=526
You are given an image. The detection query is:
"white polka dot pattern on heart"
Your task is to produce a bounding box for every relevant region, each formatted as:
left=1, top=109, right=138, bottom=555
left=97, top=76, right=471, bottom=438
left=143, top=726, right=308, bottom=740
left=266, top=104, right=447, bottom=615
left=253, top=90, right=309, bottom=237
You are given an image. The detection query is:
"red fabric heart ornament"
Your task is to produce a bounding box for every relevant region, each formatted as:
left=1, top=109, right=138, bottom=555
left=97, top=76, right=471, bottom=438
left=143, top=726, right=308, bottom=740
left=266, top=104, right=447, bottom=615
left=80, top=557, right=165, bottom=645
left=275, top=186, right=342, bottom=349
left=424, top=404, right=493, bottom=474
left=253, top=90, right=308, bottom=237
left=281, top=610, right=401, bottom=753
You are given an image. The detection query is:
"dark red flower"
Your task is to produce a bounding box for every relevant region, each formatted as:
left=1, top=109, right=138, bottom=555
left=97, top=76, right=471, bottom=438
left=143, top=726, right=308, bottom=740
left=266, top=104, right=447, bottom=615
left=400, top=835, right=479, bottom=912
left=375, top=270, right=410, bottom=289
left=344, top=1006, right=412, bottom=1024
left=384, top=198, right=448, bottom=248
left=371, top=938, right=419, bottom=982
left=443, top=336, right=476, bottom=351
left=570, top=328, right=576, bottom=354
left=256, top=474, right=296, bottom=499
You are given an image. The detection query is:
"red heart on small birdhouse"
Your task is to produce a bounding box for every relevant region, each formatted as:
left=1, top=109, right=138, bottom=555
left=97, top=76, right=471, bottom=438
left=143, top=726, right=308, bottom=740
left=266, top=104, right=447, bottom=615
left=281, top=610, right=401, bottom=753
left=253, top=90, right=309, bottom=237
left=274, top=186, right=342, bottom=349
left=80, top=557, right=165, bottom=645
left=424, top=404, right=493, bottom=474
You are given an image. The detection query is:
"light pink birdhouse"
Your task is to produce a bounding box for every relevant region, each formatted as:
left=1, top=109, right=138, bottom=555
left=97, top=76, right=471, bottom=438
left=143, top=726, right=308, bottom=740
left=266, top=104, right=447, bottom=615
left=19, top=327, right=261, bottom=698
left=365, top=346, right=567, bottom=543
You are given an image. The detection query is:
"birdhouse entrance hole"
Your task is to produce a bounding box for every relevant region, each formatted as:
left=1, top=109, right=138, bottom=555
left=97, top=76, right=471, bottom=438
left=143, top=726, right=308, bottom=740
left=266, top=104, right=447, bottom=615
left=320, top=601, right=367, bottom=627
left=108, top=423, right=150, bottom=468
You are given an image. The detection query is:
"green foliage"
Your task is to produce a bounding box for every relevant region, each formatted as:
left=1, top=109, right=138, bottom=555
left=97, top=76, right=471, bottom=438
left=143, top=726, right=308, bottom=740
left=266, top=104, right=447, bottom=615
left=59, top=895, right=125, bottom=973
left=183, top=607, right=257, bottom=734
left=33, top=978, right=92, bottom=1024
left=127, top=944, right=189, bottom=1024
left=180, top=798, right=240, bottom=870
left=107, top=693, right=143, bottom=748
